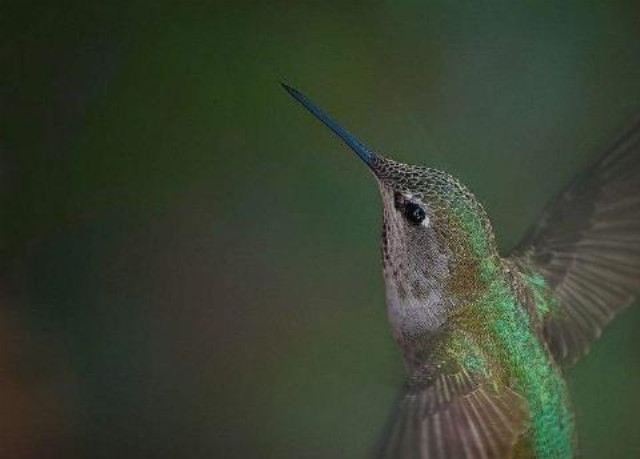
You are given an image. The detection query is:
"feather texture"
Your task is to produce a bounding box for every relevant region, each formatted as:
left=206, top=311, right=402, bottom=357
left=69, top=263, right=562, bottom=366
left=374, top=370, right=528, bottom=459
left=511, top=115, right=640, bottom=366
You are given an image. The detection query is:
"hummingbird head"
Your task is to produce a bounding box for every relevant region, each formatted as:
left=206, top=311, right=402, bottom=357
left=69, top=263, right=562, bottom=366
left=283, top=85, right=499, bottom=343
left=371, top=156, right=498, bottom=336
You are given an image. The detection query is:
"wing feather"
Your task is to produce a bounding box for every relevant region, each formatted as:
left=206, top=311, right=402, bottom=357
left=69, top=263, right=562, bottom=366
left=511, top=114, right=640, bottom=366
left=374, top=369, right=528, bottom=459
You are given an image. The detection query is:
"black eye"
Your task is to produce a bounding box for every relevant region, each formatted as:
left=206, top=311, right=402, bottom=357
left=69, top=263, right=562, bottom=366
left=405, top=202, right=426, bottom=225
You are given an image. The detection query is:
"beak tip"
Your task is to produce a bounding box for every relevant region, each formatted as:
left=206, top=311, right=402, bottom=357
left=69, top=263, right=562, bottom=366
left=281, top=82, right=300, bottom=100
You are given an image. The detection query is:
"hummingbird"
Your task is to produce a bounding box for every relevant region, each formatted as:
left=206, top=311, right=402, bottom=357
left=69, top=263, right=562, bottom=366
left=282, top=84, right=640, bottom=458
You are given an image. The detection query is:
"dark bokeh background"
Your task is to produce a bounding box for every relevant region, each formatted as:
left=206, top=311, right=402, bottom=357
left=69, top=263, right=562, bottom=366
left=3, top=2, right=640, bottom=458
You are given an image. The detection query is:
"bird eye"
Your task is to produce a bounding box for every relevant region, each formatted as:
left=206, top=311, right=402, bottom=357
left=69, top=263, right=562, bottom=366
left=405, top=202, right=426, bottom=225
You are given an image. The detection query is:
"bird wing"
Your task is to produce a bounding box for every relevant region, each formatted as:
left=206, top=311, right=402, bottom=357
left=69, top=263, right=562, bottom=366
left=374, top=368, right=529, bottom=458
left=509, top=115, right=640, bottom=367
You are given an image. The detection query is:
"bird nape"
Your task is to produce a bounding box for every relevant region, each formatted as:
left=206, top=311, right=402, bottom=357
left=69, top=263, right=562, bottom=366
left=283, top=84, right=640, bottom=459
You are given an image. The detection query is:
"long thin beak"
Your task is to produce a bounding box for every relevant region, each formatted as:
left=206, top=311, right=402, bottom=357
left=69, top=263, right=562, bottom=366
left=281, top=83, right=375, bottom=167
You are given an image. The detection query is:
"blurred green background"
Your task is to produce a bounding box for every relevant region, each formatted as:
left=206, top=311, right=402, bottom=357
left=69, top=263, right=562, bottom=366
left=3, top=1, right=640, bottom=458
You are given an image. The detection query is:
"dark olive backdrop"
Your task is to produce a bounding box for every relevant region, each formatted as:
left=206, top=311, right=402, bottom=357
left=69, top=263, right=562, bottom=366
left=3, top=2, right=640, bottom=458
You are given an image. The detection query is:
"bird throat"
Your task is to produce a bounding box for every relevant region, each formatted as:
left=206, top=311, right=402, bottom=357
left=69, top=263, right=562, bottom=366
left=381, top=207, right=453, bottom=346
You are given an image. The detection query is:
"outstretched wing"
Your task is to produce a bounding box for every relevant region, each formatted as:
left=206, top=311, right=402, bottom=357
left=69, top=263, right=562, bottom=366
left=374, top=368, right=528, bottom=458
left=510, top=115, right=640, bottom=367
